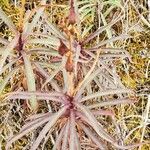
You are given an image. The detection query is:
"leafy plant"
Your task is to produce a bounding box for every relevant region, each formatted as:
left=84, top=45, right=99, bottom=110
left=0, top=0, right=149, bottom=149
left=0, top=0, right=47, bottom=110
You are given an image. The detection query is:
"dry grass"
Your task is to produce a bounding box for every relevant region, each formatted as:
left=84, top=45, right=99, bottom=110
left=0, top=0, right=149, bottom=150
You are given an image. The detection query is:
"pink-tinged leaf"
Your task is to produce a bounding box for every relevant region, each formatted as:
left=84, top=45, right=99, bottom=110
left=23, top=10, right=31, bottom=31
left=0, top=58, right=20, bottom=75
left=28, top=48, right=59, bottom=57
left=74, top=44, right=81, bottom=78
left=7, top=91, right=65, bottom=98
left=31, top=106, right=68, bottom=150
left=0, top=8, right=17, bottom=33
left=74, top=126, right=81, bottom=150
left=6, top=91, right=66, bottom=103
left=70, top=110, right=76, bottom=150
left=99, top=54, right=130, bottom=59
left=92, top=110, right=115, bottom=117
left=92, top=34, right=131, bottom=49
left=76, top=104, right=145, bottom=149
left=33, top=62, right=49, bottom=78
left=0, top=37, right=8, bottom=45
left=83, top=15, right=122, bottom=44
left=88, top=98, right=135, bottom=109
left=26, top=112, right=52, bottom=121
left=0, top=35, right=19, bottom=72
left=22, top=0, right=46, bottom=39
left=33, top=62, right=62, bottom=92
left=80, top=89, right=133, bottom=102
left=78, top=122, right=107, bottom=150
left=98, top=61, right=125, bottom=87
left=6, top=115, right=51, bottom=150
left=45, top=19, right=67, bottom=40
left=62, top=120, right=70, bottom=150
left=27, top=37, right=60, bottom=48
left=7, top=95, right=64, bottom=103
left=100, top=48, right=131, bottom=55
left=20, top=115, right=51, bottom=133
left=74, top=50, right=100, bottom=95
left=73, top=0, right=81, bottom=34
left=75, top=102, right=115, bottom=144
left=52, top=124, right=66, bottom=150
left=42, top=65, right=63, bottom=89
left=0, top=67, right=19, bottom=94
left=113, top=142, right=146, bottom=149
left=75, top=111, right=90, bottom=124
left=75, top=68, right=102, bottom=101
left=88, top=47, right=128, bottom=53
left=22, top=51, right=37, bottom=110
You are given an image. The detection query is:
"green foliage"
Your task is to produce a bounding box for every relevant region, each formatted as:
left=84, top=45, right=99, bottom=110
left=0, top=0, right=149, bottom=149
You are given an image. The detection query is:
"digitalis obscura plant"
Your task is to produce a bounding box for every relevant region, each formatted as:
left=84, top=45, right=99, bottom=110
left=0, top=0, right=47, bottom=110
left=0, top=0, right=147, bottom=149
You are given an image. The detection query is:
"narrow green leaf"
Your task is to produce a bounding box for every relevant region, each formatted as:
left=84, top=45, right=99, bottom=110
left=42, top=65, right=63, bottom=89
left=88, top=98, right=134, bottom=109
left=62, top=120, right=70, bottom=150
left=70, top=110, right=76, bottom=150
left=52, top=124, right=66, bottom=150
left=93, top=34, right=130, bottom=49
left=6, top=115, right=52, bottom=150
left=81, top=25, right=93, bottom=38
left=83, top=14, right=122, bottom=44
left=34, top=62, right=61, bottom=92
left=0, top=58, right=19, bottom=75
left=100, top=13, right=113, bottom=47
left=45, top=19, right=67, bottom=40
left=27, top=37, right=60, bottom=48
left=0, top=37, right=8, bottom=45
left=0, top=35, right=19, bottom=72
left=0, top=67, right=19, bottom=94
left=0, top=7, right=17, bottom=33
left=23, top=0, right=46, bottom=38
left=75, top=103, right=115, bottom=143
left=80, top=89, right=133, bottom=102
left=31, top=106, right=68, bottom=150
left=75, top=68, right=102, bottom=100
left=22, top=51, right=37, bottom=110
left=79, top=122, right=106, bottom=149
